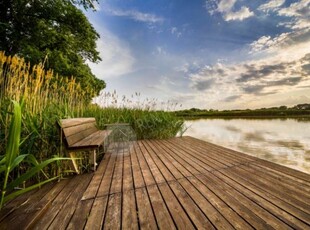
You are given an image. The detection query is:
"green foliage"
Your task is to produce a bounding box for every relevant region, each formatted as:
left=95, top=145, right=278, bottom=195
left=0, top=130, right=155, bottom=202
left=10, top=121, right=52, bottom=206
left=83, top=105, right=184, bottom=139
left=0, top=101, right=66, bottom=209
left=0, top=52, right=184, bottom=195
left=175, top=105, right=310, bottom=118
left=0, top=0, right=105, bottom=99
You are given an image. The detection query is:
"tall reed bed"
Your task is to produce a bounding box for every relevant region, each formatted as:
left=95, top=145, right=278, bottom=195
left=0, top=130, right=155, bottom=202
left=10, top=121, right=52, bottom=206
left=0, top=51, right=184, bottom=185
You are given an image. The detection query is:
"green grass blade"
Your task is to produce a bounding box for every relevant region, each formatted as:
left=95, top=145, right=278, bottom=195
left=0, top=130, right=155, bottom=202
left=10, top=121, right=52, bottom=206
left=9, top=154, right=29, bottom=173
left=5, top=100, right=21, bottom=168
left=6, top=157, right=68, bottom=191
left=3, top=176, right=59, bottom=203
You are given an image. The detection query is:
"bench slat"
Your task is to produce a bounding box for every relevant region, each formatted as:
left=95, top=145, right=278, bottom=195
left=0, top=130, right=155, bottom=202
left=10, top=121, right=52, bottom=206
left=65, top=126, right=98, bottom=146
left=60, top=118, right=96, bottom=128
left=70, top=130, right=112, bottom=149
left=63, top=122, right=97, bottom=138
left=59, top=117, right=113, bottom=172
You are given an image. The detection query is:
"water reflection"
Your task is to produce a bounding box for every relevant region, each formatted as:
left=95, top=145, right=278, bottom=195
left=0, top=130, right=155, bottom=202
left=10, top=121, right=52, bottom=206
left=184, top=118, right=310, bottom=174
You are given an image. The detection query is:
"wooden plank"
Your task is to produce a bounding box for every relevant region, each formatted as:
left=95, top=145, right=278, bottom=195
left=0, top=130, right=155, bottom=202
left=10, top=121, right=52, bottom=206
left=196, top=173, right=276, bottom=229
left=147, top=184, right=176, bottom=229
left=152, top=139, right=192, bottom=178
left=256, top=158, right=310, bottom=183
left=183, top=177, right=252, bottom=229
left=65, top=126, right=98, bottom=146
left=71, top=130, right=111, bottom=148
left=67, top=199, right=94, bottom=230
left=203, top=171, right=293, bottom=229
left=82, top=152, right=112, bottom=200
left=249, top=162, right=310, bottom=191
left=42, top=174, right=92, bottom=229
left=213, top=171, right=309, bottom=229
left=135, top=143, right=156, bottom=186
left=251, top=161, right=310, bottom=186
left=96, top=154, right=117, bottom=197
left=130, top=143, right=145, bottom=189
left=177, top=178, right=234, bottom=230
left=182, top=136, right=256, bottom=162
left=60, top=118, right=96, bottom=128
left=232, top=166, right=310, bottom=215
left=0, top=181, right=58, bottom=228
left=63, top=122, right=96, bottom=138
left=157, top=183, right=195, bottom=229
left=172, top=137, right=240, bottom=168
left=84, top=196, right=108, bottom=230
left=122, top=190, right=139, bottom=230
left=239, top=164, right=310, bottom=204
left=168, top=181, right=215, bottom=229
left=33, top=174, right=89, bottom=229
left=122, top=152, right=134, bottom=192
left=144, top=139, right=180, bottom=181
left=165, top=138, right=215, bottom=172
left=135, top=187, right=157, bottom=230
left=218, top=167, right=310, bottom=227
left=103, top=193, right=122, bottom=230
left=139, top=141, right=165, bottom=184
left=110, top=150, right=124, bottom=194
left=161, top=139, right=211, bottom=174
left=148, top=140, right=184, bottom=180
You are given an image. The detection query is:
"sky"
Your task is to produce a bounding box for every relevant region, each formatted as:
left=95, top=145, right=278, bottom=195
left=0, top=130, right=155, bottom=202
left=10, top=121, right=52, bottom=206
left=85, top=0, right=310, bottom=110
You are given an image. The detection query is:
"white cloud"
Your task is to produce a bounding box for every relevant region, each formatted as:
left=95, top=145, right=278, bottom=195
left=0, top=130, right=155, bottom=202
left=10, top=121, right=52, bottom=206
left=170, top=27, right=182, bottom=37
left=207, top=0, right=254, bottom=21
left=278, top=0, right=310, bottom=30
left=217, top=0, right=236, bottom=13
left=105, top=7, right=164, bottom=24
left=249, top=33, right=290, bottom=53
left=258, top=0, right=285, bottom=12
left=224, top=6, right=254, bottom=21
left=87, top=26, right=135, bottom=79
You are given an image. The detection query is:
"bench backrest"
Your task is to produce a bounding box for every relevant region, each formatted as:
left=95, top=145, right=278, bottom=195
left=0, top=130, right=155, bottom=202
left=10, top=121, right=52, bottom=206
left=59, top=118, right=98, bottom=146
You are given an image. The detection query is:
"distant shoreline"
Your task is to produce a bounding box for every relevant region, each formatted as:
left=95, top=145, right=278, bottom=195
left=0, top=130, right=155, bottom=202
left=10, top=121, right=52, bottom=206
left=173, top=105, right=310, bottom=120
left=179, top=115, right=310, bottom=120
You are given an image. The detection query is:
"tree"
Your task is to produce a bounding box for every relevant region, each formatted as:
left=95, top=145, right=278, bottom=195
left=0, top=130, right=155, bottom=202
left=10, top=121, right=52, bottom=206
left=0, top=0, right=105, bottom=99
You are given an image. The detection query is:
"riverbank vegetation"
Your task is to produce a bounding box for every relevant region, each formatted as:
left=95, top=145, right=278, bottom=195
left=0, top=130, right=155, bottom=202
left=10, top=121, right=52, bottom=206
left=0, top=52, right=183, bottom=208
left=174, top=105, right=310, bottom=119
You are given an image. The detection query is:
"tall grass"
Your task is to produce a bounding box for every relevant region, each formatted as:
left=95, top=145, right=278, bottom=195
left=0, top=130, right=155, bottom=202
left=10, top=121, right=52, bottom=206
left=0, top=51, right=184, bottom=186
left=0, top=101, right=66, bottom=209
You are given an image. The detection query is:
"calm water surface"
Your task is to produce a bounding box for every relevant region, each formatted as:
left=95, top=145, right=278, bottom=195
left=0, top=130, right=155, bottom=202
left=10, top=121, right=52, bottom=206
left=184, top=118, right=310, bottom=174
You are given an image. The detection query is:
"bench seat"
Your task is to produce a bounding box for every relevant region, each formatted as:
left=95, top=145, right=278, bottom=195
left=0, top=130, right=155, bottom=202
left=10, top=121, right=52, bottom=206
left=58, top=117, right=112, bottom=173
left=69, top=130, right=112, bottom=149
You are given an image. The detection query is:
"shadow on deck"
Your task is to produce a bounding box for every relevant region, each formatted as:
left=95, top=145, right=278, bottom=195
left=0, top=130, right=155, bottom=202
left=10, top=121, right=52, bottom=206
left=1, top=136, right=310, bottom=229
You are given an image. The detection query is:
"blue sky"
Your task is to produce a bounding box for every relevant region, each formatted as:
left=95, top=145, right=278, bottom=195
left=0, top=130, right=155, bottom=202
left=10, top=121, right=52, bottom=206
left=85, top=0, right=310, bottom=109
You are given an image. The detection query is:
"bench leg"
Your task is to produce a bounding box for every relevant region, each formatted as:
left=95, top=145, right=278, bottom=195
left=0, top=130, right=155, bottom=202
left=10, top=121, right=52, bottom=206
left=89, top=149, right=97, bottom=171
left=93, top=149, right=96, bottom=171
left=69, top=152, right=80, bottom=174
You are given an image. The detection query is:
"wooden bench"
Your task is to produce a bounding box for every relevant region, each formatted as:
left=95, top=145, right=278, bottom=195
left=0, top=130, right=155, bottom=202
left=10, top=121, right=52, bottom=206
left=58, top=118, right=112, bottom=174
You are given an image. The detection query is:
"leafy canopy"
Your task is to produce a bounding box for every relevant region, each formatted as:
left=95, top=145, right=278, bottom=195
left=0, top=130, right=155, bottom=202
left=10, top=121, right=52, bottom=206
left=0, top=0, right=105, bottom=98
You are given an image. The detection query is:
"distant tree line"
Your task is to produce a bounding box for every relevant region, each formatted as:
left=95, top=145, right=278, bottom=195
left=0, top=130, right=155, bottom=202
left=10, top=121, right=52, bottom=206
left=174, top=104, right=310, bottom=118
left=0, top=0, right=105, bottom=98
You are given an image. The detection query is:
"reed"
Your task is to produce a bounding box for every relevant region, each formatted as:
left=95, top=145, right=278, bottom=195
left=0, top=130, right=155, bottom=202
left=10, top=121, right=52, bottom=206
left=0, top=51, right=184, bottom=191
left=0, top=101, right=66, bottom=210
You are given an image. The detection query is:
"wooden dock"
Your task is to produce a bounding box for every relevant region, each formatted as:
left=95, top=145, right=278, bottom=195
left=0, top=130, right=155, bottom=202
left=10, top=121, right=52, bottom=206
left=1, top=136, right=310, bottom=229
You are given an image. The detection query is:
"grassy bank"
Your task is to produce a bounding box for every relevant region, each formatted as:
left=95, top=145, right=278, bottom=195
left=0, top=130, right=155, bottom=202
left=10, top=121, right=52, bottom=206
left=174, top=106, right=310, bottom=119
left=0, top=52, right=183, bottom=202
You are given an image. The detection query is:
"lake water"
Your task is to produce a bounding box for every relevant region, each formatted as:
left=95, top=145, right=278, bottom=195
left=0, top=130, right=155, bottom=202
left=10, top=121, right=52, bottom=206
left=184, top=118, right=310, bottom=174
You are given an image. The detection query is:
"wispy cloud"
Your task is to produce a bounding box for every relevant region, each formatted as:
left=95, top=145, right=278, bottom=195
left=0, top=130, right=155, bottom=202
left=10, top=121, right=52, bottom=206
left=206, top=0, right=254, bottom=21
left=258, top=0, right=285, bottom=12
left=86, top=25, right=135, bottom=79
left=170, top=27, right=182, bottom=38
left=104, top=7, right=164, bottom=23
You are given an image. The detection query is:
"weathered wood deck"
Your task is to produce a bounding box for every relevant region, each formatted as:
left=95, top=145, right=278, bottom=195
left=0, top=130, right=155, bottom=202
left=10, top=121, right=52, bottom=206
left=1, top=136, right=310, bottom=229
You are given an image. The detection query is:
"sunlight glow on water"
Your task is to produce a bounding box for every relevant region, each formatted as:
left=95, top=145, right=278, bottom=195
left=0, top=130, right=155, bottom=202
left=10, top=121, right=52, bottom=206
left=184, top=118, right=310, bottom=174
